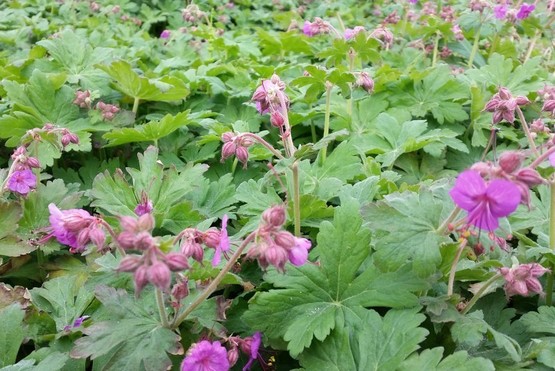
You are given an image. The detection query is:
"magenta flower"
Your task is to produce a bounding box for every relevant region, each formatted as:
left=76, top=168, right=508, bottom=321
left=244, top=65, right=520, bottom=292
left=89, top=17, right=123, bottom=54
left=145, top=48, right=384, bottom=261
left=500, top=263, right=549, bottom=297
left=242, top=332, right=262, bottom=371
left=289, top=237, right=312, bottom=266
left=449, top=170, right=521, bottom=231
left=493, top=5, right=508, bottom=19
left=7, top=169, right=36, bottom=195
left=48, top=203, right=94, bottom=251
left=181, top=340, right=230, bottom=371
left=344, top=26, right=365, bottom=40
left=251, top=74, right=288, bottom=115
left=212, top=215, right=230, bottom=267
left=302, top=18, right=331, bottom=37
left=516, top=3, right=535, bottom=20
left=160, top=30, right=171, bottom=39
left=135, top=193, right=153, bottom=216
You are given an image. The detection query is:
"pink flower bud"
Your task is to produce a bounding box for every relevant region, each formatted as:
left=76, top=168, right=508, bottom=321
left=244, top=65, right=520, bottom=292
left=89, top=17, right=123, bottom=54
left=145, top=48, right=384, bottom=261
left=227, top=347, right=239, bottom=367
left=235, top=146, right=249, bottom=165
left=270, top=110, right=284, bottom=127
left=120, top=216, right=139, bottom=232
left=221, top=132, right=235, bottom=142
left=543, top=100, right=555, bottom=114
left=181, top=239, right=204, bottom=262
left=26, top=157, right=41, bottom=168
left=134, top=265, right=149, bottom=294
left=89, top=226, right=106, bottom=249
left=62, top=211, right=93, bottom=231
left=148, top=261, right=171, bottom=291
left=165, top=253, right=190, bottom=271
left=137, top=213, right=154, bottom=231
left=264, top=244, right=289, bottom=271
left=356, top=72, right=374, bottom=93
left=203, top=229, right=221, bottom=249
left=498, top=87, right=512, bottom=100
left=171, top=277, right=189, bottom=301
left=221, top=142, right=237, bottom=162
left=515, top=168, right=544, bottom=187
left=515, top=95, right=530, bottom=106
left=262, top=205, right=286, bottom=228
left=273, top=231, right=295, bottom=249
left=498, top=151, right=523, bottom=174
left=118, top=255, right=143, bottom=272
left=117, top=231, right=136, bottom=249
left=289, top=237, right=312, bottom=266
left=134, top=231, right=155, bottom=250
left=61, top=135, right=71, bottom=147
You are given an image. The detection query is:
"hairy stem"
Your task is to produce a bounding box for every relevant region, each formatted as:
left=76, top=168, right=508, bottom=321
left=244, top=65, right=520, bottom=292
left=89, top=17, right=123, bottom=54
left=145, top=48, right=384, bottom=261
left=516, top=106, right=539, bottom=156
left=170, top=232, right=256, bottom=329
left=546, top=181, right=555, bottom=306
left=132, top=97, right=140, bottom=115
left=448, top=238, right=467, bottom=296
left=431, top=32, right=440, bottom=68
left=462, top=273, right=502, bottom=315
left=292, top=162, right=301, bottom=236
left=467, top=26, right=482, bottom=68
left=319, top=82, right=333, bottom=164
left=240, top=133, right=285, bottom=160
left=156, top=289, right=170, bottom=328
left=437, top=207, right=461, bottom=235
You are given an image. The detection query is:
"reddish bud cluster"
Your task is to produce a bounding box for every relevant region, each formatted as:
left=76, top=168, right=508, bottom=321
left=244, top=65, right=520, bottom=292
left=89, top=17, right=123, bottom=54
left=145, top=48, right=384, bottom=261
left=500, top=263, right=549, bottom=298
left=220, top=132, right=253, bottom=167
left=483, top=87, right=529, bottom=124
left=96, top=102, right=120, bottom=121
left=73, top=90, right=92, bottom=108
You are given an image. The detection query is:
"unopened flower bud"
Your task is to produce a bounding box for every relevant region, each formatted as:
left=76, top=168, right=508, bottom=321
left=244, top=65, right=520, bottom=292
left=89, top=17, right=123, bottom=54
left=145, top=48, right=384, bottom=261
left=498, top=87, right=512, bottom=100
left=221, top=142, right=237, bottom=162
left=273, top=231, right=295, bottom=249
left=498, top=151, right=523, bottom=174
left=262, top=205, right=286, bottom=227
left=222, top=132, right=235, bottom=142
left=134, top=265, right=149, bottom=294
left=515, top=95, right=530, bottom=106
left=171, top=277, right=189, bottom=301
left=117, top=231, right=137, bottom=249
left=120, top=216, right=139, bottom=232
left=118, top=255, right=143, bottom=272
left=356, top=72, right=374, bottom=93
left=264, top=244, right=289, bottom=271
left=270, top=111, right=284, bottom=127
left=26, top=157, right=41, bottom=168
left=235, top=146, right=249, bottom=165
left=203, top=229, right=221, bottom=249
left=515, top=168, right=544, bottom=187
left=134, top=231, right=155, bottom=250
left=165, top=253, right=190, bottom=271
left=148, top=261, right=171, bottom=291
left=227, top=347, right=240, bottom=367
left=89, top=226, right=106, bottom=249
left=137, top=213, right=154, bottom=231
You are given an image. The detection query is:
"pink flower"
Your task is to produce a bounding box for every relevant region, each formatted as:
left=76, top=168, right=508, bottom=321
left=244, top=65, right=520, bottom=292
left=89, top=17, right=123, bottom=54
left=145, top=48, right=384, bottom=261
left=181, top=340, right=230, bottom=371
left=48, top=203, right=95, bottom=251
left=302, top=18, right=331, bottom=37
left=516, top=3, right=535, bottom=20
left=483, top=87, right=529, bottom=125
left=212, top=215, right=230, bottom=267
left=242, top=332, right=262, bottom=371
left=500, top=263, right=549, bottom=297
left=7, top=169, right=36, bottom=195
left=289, top=237, right=312, bottom=266
left=449, top=170, right=521, bottom=231
left=160, top=30, right=171, bottom=39
left=251, top=74, right=288, bottom=115
left=493, top=5, right=508, bottom=19
left=135, top=193, right=153, bottom=216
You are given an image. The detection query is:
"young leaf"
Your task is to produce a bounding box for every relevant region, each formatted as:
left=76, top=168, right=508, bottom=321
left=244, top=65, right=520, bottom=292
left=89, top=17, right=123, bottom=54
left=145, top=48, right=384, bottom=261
left=243, top=199, right=427, bottom=357
left=0, top=304, right=25, bottom=367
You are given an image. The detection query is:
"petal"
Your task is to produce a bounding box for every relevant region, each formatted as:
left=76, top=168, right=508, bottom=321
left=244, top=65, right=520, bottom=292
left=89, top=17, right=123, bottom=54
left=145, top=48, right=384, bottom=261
left=449, top=170, right=486, bottom=211
left=486, top=179, right=521, bottom=217
left=467, top=201, right=499, bottom=231
left=219, top=215, right=230, bottom=252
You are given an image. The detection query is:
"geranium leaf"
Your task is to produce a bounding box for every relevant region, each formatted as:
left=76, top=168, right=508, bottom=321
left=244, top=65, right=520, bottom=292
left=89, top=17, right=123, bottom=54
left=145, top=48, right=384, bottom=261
left=0, top=304, right=25, bottom=367
left=400, top=348, right=494, bottom=370
left=244, top=199, right=427, bottom=357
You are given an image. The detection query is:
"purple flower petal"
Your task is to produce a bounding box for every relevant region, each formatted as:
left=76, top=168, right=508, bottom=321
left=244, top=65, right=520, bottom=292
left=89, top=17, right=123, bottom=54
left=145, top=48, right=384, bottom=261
left=449, top=170, right=486, bottom=211
left=486, top=179, right=521, bottom=217
left=181, top=340, right=230, bottom=371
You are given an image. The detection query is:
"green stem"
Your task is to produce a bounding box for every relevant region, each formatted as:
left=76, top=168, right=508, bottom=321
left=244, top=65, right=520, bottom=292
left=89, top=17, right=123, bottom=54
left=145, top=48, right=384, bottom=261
left=462, top=273, right=502, bottom=315
left=240, top=133, right=285, bottom=160
left=447, top=238, right=467, bottom=296
left=546, top=181, right=555, bottom=306
left=155, top=289, right=170, bottom=328
left=437, top=207, right=461, bottom=234
left=516, top=106, right=539, bottom=156
left=431, top=32, right=440, bottom=67
left=347, top=49, right=356, bottom=116
left=467, top=26, right=482, bottom=68
left=132, top=97, right=140, bottom=115
left=488, top=33, right=500, bottom=59
left=292, top=162, right=301, bottom=236
left=319, top=82, right=333, bottom=164
left=170, top=232, right=256, bottom=329
left=524, top=30, right=540, bottom=63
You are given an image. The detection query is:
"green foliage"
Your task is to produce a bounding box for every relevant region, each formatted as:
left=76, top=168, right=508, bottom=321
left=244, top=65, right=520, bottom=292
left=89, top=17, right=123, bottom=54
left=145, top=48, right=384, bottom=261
left=400, top=348, right=494, bottom=370
left=244, top=199, right=427, bottom=357
left=70, top=286, right=181, bottom=371
left=0, top=304, right=25, bottom=367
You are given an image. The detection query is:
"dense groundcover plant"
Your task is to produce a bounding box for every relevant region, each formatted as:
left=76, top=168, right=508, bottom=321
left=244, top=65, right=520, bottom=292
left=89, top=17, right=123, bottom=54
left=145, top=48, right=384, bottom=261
left=2, top=0, right=555, bottom=369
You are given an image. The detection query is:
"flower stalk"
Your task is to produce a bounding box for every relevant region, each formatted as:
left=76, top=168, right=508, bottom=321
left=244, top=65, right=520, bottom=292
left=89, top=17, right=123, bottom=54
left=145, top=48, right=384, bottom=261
left=462, top=273, right=502, bottom=315
left=546, top=181, right=555, bottom=306
left=156, top=289, right=170, bottom=328
left=319, top=81, right=333, bottom=164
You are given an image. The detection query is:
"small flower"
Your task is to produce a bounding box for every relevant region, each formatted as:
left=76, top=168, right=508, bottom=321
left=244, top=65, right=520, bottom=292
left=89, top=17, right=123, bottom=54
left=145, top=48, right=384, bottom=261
left=344, top=26, right=365, bottom=40
left=355, top=72, right=374, bottom=93
left=289, top=237, right=312, bottom=266
left=181, top=340, right=230, bottom=371
left=302, top=18, right=331, bottom=37
left=211, top=215, right=230, bottom=266
left=483, top=87, right=529, bottom=125
left=135, top=193, right=153, bottom=216
left=48, top=203, right=101, bottom=252
left=160, top=30, right=171, bottom=39
left=7, top=169, right=36, bottom=195
left=251, top=74, right=288, bottom=115
left=516, top=3, right=535, bottom=20
left=242, top=332, right=262, bottom=371
left=449, top=170, right=521, bottom=231
left=493, top=5, right=508, bottom=19
left=500, top=263, right=549, bottom=297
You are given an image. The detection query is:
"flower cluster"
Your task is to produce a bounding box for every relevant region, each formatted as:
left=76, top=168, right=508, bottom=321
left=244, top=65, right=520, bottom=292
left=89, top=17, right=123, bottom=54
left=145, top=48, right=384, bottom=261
left=483, top=87, right=529, bottom=125
left=220, top=132, right=253, bottom=167
left=303, top=17, right=332, bottom=37
left=251, top=74, right=289, bottom=115
left=344, top=26, right=365, bottom=40
left=48, top=203, right=107, bottom=253
left=4, top=146, right=40, bottom=196
left=178, top=215, right=230, bottom=267
left=246, top=205, right=312, bottom=271
left=117, top=214, right=189, bottom=294
left=73, top=90, right=92, bottom=108
left=355, top=72, right=374, bottom=93
left=182, top=4, right=206, bottom=23
left=500, top=263, right=549, bottom=298
left=494, top=3, right=535, bottom=21
left=96, top=102, right=120, bottom=121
